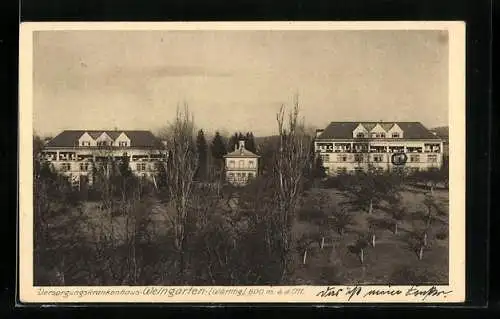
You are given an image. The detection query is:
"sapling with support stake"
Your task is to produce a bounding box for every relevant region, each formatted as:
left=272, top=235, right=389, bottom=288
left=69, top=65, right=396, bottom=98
left=354, top=237, right=369, bottom=265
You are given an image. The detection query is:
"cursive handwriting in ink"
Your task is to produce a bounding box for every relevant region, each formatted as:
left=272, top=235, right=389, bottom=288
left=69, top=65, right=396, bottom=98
left=345, top=286, right=362, bottom=301
left=405, top=286, right=453, bottom=301
left=316, top=286, right=343, bottom=297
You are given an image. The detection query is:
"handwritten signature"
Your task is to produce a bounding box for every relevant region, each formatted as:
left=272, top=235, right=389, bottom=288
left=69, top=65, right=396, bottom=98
left=316, top=286, right=453, bottom=301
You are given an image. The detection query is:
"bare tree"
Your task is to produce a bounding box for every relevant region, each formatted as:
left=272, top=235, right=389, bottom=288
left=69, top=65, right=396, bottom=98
left=422, top=194, right=445, bottom=228
left=274, top=95, right=311, bottom=282
left=386, top=194, right=407, bottom=235
left=164, top=104, right=198, bottom=282
left=350, top=236, right=369, bottom=265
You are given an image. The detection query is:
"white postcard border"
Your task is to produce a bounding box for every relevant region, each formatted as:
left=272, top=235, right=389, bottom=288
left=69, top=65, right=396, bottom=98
left=18, top=21, right=466, bottom=303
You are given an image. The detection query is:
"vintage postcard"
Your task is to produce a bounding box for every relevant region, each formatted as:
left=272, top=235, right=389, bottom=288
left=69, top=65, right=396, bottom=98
left=18, top=21, right=465, bottom=303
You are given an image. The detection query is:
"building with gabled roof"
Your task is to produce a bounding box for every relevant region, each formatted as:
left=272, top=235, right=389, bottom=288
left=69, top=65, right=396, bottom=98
left=45, top=130, right=165, bottom=149
left=314, top=122, right=444, bottom=175
left=40, top=130, right=167, bottom=187
left=224, top=140, right=260, bottom=186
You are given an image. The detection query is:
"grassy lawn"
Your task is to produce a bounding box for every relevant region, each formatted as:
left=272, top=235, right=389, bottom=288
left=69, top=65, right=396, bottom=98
left=41, top=183, right=448, bottom=285
left=291, top=186, right=449, bottom=285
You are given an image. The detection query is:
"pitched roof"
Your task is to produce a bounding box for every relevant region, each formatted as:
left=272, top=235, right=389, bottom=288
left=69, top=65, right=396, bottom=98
left=224, top=148, right=260, bottom=158
left=380, top=123, right=395, bottom=131
left=45, top=130, right=165, bottom=148
left=362, top=123, right=376, bottom=131
left=125, top=131, right=165, bottom=148
left=317, top=122, right=441, bottom=140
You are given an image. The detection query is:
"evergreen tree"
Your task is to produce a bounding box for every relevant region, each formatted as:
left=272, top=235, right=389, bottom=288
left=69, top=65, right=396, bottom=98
left=211, top=131, right=227, bottom=160
left=195, top=129, right=208, bottom=180
left=228, top=132, right=240, bottom=152
left=245, top=132, right=257, bottom=153
left=305, top=140, right=316, bottom=176
left=118, top=154, right=132, bottom=178
left=312, top=155, right=327, bottom=179
left=154, top=161, right=168, bottom=190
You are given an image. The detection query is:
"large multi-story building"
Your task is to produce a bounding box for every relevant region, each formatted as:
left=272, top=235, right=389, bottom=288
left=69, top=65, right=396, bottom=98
left=314, top=122, right=444, bottom=175
left=39, top=130, right=167, bottom=186
left=224, top=140, right=260, bottom=186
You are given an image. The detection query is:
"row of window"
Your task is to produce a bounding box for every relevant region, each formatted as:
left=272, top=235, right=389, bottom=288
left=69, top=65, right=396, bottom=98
left=228, top=172, right=255, bottom=179
left=227, top=160, right=256, bottom=169
left=320, top=154, right=438, bottom=163
left=316, top=143, right=441, bottom=152
left=59, top=162, right=155, bottom=172
left=334, top=166, right=422, bottom=174
left=44, top=154, right=165, bottom=161
left=316, top=147, right=441, bottom=153
left=355, top=132, right=401, bottom=138
left=80, top=141, right=129, bottom=147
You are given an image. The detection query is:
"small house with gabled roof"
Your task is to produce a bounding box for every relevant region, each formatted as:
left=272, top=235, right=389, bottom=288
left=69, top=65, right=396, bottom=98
left=223, top=140, right=260, bottom=186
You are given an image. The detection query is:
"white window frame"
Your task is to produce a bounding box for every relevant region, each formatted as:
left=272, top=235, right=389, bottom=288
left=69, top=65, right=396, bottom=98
left=320, top=154, right=330, bottom=163
left=427, top=154, right=438, bottom=163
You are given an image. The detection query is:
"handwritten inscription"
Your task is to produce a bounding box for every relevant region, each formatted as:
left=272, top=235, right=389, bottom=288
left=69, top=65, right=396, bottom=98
left=405, top=286, right=453, bottom=301
left=316, top=286, right=344, bottom=297
left=317, top=286, right=453, bottom=301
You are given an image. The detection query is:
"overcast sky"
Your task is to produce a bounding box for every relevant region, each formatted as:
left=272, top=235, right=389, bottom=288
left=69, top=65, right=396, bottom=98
left=33, top=29, right=449, bottom=137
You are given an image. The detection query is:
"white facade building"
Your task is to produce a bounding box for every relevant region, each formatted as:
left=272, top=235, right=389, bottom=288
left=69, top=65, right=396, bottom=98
left=224, top=140, right=260, bottom=186
left=40, top=130, right=167, bottom=187
left=314, top=122, right=444, bottom=175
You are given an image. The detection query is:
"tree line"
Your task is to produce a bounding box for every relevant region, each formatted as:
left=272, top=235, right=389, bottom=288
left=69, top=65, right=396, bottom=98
left=33, top=99, right=449, bottom=285
left=34, top=99, right=317, bottom=285
left=194, top=130, right=257, bottom=181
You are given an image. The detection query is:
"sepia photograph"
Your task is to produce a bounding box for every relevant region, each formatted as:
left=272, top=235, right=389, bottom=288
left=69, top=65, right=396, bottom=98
left=18, top=22, right=465, bottom=303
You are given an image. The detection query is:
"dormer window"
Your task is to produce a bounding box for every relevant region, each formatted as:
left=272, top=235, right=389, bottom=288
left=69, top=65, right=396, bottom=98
left=97, top=141, right=107, bottom=146
left=81, top=141, right=91, bottom=147
left=356, top=133, right=365, bottom=138
left=392, top=133, right=400, bottom=138
left=118, top=141, right=128, bottom=147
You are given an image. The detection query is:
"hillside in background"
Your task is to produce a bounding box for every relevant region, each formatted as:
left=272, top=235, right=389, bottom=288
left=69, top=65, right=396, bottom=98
left=254, top=135, right=280, bottom=148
